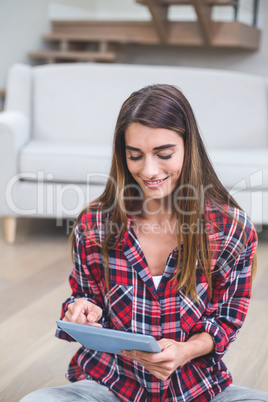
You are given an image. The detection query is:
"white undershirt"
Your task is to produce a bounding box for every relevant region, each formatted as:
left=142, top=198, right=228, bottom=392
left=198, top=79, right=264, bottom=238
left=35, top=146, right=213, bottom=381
left=152, top=275, right=162, bottom=289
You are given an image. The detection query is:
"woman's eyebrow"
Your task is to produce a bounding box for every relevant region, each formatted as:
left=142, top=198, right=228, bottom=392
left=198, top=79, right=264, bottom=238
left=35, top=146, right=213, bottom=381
left=125, top=144, right=176, bottom=151
left=153, top=144, right=177, bottom=151
left=125, top=145, right=141, bottom=151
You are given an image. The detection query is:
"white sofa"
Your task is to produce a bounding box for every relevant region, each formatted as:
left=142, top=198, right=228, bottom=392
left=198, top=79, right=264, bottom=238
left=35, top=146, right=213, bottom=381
left=0, top=63, right=267, bottom=243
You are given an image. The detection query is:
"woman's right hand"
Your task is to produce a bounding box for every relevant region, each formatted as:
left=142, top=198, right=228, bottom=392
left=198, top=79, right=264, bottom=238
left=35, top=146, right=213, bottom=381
left=63, top=298, right=103, bottom=327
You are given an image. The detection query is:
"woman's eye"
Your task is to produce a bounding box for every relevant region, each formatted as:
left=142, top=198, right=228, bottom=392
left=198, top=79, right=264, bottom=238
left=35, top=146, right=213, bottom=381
left=128, top=153, right=173, bottom=161
left=158, top=154, right=172, bottom=160
left=129, top=155, right=142, bottom=161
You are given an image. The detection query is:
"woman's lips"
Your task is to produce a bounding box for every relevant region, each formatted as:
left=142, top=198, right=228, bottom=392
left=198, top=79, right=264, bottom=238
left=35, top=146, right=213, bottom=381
left=143, top=176, right=169, bottom=188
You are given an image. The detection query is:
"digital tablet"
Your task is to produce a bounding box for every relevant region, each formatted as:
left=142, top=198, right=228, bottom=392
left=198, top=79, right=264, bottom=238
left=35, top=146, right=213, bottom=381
left=57, top=320, right=162, bottom=354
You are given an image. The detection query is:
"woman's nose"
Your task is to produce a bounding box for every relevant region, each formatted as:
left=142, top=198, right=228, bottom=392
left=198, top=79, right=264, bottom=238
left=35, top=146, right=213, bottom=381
left=142, top=156, right=159, bottom=179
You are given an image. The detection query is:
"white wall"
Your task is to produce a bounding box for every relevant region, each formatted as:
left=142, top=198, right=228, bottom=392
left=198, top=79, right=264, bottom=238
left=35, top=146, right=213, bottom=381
left=0, top=0, right=267, bottom=91
left=49, top=0, right=151, bottom=20
left=0, top=0, right=52, bottom=89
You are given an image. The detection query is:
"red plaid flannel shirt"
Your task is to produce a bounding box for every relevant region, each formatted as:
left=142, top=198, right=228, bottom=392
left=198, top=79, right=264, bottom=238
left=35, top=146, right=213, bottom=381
left=56, top=201, right=257, bottom=401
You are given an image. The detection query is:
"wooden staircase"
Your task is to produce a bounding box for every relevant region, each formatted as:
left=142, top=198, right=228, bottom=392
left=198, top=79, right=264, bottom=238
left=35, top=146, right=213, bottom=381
left=29, top=0, right=261, bottom=64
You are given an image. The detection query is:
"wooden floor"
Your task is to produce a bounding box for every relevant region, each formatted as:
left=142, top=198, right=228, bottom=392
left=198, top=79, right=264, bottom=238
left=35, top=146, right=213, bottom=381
left=0, top=217, right=267, bottom=401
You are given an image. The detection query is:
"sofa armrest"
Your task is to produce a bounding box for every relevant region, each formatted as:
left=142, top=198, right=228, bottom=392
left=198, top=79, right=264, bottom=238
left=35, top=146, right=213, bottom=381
left=0, top=111, right=30, bottom=156
left=0, top=111, right=30, bottom=216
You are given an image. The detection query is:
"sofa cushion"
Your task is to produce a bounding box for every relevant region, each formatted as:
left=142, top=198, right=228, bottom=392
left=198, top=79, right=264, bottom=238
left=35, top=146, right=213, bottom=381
left=209, top=149, right=268, bottom=189
left=19, top=140, right=112, bottom=184
left=5, top=64, right=32, bottom=118
left=32, top=64, right=268, bottom=149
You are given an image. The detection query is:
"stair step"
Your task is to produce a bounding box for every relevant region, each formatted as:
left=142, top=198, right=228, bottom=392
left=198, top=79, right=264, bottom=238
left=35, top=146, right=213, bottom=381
left=43, top=34, right=126, bottom=43
left=46, top=20, right=260, bottom=49
left=136, top=0, right=236, bottom=5
left=28, top=50, right=116, bottom=62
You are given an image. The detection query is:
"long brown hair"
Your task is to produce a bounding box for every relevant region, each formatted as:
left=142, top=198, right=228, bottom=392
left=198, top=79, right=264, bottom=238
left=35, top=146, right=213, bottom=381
left=70, top=84, right=257, bottom=301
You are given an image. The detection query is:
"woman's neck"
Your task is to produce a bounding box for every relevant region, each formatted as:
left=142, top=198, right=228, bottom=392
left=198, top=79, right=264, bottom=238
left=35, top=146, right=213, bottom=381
left=134, top=197, right=177, bottom=224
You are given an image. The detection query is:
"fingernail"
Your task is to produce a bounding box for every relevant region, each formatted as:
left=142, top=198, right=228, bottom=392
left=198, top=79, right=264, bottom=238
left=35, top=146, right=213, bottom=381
left=88, top=314, right=95, bottom=322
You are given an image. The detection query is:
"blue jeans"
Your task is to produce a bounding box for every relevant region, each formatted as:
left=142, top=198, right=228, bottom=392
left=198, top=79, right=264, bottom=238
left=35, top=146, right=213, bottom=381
left=20, top=380, right=268, bottom=402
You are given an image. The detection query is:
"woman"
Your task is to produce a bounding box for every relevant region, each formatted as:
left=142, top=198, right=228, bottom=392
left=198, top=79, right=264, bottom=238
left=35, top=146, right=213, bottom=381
left=21, top=85, right=268, bottom=401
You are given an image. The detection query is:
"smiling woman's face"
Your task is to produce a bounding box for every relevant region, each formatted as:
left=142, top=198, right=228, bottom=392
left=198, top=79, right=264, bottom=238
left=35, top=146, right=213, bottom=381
left=125, top=123, right=185, bottom=201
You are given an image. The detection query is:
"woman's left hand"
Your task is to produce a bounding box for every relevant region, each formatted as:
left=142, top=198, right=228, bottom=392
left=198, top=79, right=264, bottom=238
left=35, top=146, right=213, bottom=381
left=121, top=338, right=190, bottom=381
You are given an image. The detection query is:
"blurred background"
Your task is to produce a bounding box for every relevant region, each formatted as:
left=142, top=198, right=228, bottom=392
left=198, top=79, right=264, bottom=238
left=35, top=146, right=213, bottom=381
left=0, top=0, right=268, bottom=89
left=0, top=1, right=268, bottom=400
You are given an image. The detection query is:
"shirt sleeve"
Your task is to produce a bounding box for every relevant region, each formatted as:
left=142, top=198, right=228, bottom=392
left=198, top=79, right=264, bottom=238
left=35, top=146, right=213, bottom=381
left=55, top=219, right=108, bottom=342
left=189, top=218, right=258, bottom=368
